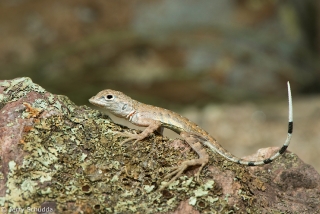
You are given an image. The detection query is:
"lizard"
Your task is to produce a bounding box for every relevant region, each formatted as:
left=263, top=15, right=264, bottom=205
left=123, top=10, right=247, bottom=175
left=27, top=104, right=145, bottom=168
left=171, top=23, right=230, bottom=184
left=89, top=82, right=293, bottom=190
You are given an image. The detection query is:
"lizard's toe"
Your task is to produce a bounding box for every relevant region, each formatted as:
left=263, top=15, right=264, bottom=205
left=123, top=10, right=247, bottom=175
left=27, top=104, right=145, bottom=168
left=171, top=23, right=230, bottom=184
left=116, top=132, right=144, bottom=146
left=159, top=164, right=189, bottom=190
left=119, top=137, right=134, bottom=145
left=160, top=158, right=208, bottom=190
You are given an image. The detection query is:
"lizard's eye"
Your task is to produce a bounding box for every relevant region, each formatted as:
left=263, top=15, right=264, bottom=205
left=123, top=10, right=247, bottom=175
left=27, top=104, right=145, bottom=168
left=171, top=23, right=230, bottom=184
left=105, top=94, right=114, bottom=100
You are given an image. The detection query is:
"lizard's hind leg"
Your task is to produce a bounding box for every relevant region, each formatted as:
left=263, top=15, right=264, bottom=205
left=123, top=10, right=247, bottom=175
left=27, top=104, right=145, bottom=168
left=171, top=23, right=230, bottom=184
left=160, top=132, right=209, bottom=190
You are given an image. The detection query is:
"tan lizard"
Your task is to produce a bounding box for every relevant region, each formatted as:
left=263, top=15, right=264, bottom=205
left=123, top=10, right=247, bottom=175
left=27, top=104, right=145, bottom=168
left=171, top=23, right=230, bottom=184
left=89, top=82, right=293, bottom=190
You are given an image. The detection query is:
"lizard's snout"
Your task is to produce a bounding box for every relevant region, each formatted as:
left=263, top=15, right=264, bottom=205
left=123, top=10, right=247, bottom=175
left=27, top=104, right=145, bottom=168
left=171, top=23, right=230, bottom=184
left=89, top=96, right=103, bottom=107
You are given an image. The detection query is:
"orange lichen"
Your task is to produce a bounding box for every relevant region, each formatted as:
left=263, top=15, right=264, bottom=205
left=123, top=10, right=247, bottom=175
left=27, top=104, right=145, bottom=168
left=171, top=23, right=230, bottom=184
left=23, top=102, right=42, bottom=118
left=23, top=125, right=33, bottom=132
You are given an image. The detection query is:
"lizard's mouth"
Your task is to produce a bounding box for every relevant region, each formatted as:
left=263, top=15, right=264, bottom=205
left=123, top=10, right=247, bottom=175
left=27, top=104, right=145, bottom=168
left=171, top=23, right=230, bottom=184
left=89, top=97, right=104, bottom=107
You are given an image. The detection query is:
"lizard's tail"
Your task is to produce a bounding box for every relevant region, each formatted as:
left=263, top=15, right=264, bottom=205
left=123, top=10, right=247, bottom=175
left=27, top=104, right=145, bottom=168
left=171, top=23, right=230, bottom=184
left=204, top=81, right=293, bottom=166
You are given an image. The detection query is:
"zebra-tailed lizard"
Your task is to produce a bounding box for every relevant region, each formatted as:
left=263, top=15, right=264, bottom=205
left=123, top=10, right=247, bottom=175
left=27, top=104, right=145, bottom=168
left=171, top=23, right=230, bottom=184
left=89, top=82, right=293, bottom=190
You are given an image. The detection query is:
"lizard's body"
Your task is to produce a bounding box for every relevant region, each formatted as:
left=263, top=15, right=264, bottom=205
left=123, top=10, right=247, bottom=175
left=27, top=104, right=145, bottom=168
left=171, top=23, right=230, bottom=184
left=89, top=82, right=293, bottom=189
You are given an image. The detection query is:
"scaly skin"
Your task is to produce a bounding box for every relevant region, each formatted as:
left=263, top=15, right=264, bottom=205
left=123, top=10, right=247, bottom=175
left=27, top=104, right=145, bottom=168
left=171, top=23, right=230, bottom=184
left=89, top=82, right=293, bottom=190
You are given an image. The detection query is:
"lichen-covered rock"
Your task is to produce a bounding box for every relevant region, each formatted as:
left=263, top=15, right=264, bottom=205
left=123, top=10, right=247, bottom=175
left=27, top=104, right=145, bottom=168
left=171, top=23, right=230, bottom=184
left=0, top=77, right=319, bottom=213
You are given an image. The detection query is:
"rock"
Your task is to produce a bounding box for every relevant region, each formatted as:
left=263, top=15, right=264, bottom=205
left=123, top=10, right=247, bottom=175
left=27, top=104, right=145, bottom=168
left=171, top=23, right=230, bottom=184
left=0, top=77, right=319, bottom=213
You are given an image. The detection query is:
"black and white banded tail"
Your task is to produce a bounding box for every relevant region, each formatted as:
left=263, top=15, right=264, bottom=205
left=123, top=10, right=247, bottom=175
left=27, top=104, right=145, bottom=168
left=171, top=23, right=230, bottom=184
left=205, top=81, right=293, bottom=166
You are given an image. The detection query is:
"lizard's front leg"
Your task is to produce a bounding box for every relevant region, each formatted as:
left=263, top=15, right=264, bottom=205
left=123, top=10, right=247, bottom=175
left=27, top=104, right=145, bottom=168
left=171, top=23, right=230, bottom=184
left=119, top=120, right=162, bottom=145
left=160, top=132, right=209, bottom=190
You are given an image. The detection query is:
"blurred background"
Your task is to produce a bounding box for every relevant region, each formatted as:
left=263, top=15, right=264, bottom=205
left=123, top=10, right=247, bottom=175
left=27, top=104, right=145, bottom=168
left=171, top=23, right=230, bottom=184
left=1, top=0, right=319, bottom=172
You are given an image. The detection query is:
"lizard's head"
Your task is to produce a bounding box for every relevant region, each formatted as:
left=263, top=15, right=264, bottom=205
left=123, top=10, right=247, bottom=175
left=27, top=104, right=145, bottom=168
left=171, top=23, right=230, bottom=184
left=89, top=89, right=135, bottom=118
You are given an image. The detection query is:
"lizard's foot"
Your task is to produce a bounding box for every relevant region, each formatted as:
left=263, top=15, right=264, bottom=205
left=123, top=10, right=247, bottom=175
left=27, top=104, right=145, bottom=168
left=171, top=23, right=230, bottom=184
left=116, top=132, right=144, bottom=145
left=160, top=158, right=207, bottom=190
left=117, top=121, right=163, bottom=146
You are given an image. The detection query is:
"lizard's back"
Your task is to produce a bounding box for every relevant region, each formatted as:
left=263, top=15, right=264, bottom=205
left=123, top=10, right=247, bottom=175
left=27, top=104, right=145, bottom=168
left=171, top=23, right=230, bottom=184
left=134, top=101, right=214, bottom=141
